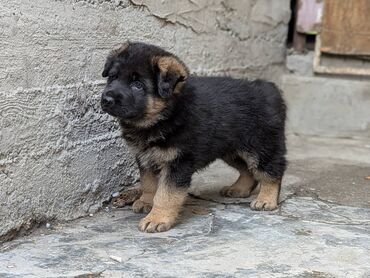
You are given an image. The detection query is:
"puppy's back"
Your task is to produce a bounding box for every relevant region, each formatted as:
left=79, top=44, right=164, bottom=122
left=184, top=76, right=286, bottom=123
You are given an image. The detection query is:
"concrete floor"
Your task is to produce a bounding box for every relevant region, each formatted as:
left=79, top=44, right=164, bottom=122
left=1, top=135, right=370, bottom=277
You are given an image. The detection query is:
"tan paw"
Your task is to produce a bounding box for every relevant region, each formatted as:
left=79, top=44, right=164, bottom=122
left=220, top=186, right=251, bottom=198
left=132, top=199, right=152, bottom=214
left=250, top=197, right=278, bottom=211
left=138, top=211, right=175, bottom=233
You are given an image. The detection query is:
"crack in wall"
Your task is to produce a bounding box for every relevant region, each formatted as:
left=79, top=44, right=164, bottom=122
left=128, top=0, right=202, bottom=34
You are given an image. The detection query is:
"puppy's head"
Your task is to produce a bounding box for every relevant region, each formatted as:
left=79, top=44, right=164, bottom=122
left=101, top=42, right=189, bottom=126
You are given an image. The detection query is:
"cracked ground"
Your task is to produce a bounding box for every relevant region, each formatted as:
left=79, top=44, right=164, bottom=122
left=1, top=135, right=370, bottom=277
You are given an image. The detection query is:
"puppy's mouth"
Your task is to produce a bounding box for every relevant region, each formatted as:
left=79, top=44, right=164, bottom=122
left=101, top=104, right=139, bottom=120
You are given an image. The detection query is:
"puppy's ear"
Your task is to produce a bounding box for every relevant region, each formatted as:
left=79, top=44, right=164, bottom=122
left=102, top=42, right=130, bottom=77
left=102, top=57, right=114, bottom=77
left=152, top=56, right=189, bottom=98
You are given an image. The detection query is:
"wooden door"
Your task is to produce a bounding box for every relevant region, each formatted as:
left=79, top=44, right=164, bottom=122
left=321, top=0, right=370, bottom=56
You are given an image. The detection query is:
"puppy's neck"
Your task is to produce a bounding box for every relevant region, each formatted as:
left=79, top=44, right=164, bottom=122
left=119, top=100, right=181, bottom=146
left=119, top=98, right=174, bottom=129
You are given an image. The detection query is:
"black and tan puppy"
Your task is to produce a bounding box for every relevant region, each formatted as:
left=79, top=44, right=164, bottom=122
left=101, top=42, right=287, bottom=233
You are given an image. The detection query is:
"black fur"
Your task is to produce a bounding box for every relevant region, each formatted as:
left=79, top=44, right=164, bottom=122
left=101, top=42, right=286, bottom=195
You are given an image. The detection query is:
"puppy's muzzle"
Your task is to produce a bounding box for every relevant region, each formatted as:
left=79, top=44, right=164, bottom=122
left=101, top=91, right=115, bottom=110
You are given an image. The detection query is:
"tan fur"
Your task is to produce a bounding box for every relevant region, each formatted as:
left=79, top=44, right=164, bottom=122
left=156, top=56, right=189, bottom=78
left=252, top=169, right=276, bottom=183
left=236, top=151, right=276, bottom=182
left=133, top=95, right=167, bottom=128
left=220, top=172, right=256, bottom=198
left=130, top=56, right=189, bottom=129
left=132, top=170, right=158, bottom=213
left=250, top=180, right=280, bottom=211
left=137, top=146, right=180, bottom=169
left=237, top=151, right=258, bottom=172
left=227, top=150, right=279, bottom=210
left=146, top=95, right=167, bottom=116
left=174, top=81, right=186, bottom=95
left=153, top=56, right=189, bottom=95
left=138, top=168, right=188, bottom=233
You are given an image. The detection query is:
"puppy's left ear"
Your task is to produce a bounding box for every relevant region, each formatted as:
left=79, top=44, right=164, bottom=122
left=152, top=56, right=189, bottom=98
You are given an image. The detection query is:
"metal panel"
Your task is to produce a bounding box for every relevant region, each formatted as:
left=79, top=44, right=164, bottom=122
left=321, top=0, right=370, bottom=55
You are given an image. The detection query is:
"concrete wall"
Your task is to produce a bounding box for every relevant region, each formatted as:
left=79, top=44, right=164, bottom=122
left=0, top=0, right=290, bottom=241
left=283, top=52, right=370, bottom=138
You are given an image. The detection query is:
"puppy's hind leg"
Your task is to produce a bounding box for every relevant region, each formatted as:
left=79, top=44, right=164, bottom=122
left=250, top=176, right=281, bottom=211
left=220, top=155, right=258, bottom=198
left=249, top=154, right=286, bottom=211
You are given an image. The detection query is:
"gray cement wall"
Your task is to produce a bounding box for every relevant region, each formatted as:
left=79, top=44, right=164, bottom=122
left=0, top=0, right=290, bottom=241
left=283, top=52, right=370, bottom=138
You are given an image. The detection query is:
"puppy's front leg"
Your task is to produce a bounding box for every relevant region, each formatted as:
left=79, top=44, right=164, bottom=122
left=132, top=168, right=158, bottom=214
left=138, top=167, right=188, bottom=233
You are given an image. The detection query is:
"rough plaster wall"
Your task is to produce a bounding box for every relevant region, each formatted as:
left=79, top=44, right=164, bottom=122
left=0, top=0, right=290, bottom=241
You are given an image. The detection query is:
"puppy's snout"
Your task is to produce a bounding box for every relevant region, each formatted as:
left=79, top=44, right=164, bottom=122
left=101, top=92, right=115, bottom=109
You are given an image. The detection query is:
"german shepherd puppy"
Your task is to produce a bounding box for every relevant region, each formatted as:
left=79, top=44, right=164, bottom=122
left=101, top=42, right=287, bottom=233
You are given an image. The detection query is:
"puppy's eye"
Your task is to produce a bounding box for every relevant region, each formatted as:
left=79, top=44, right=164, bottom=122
left=130, top=81, right=144, bottom=90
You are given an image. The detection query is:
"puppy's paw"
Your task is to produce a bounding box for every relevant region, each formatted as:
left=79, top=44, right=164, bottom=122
left=250, top=197, right=278, bottom=211
left=132, top=199, right=152, bottom=214
left=138, top=210, right=176, bottom=233
left=220, top=186, right=251, bottom=198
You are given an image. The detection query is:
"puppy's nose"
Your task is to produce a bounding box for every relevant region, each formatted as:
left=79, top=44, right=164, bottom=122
left=101, top=95, right=115, bottom=108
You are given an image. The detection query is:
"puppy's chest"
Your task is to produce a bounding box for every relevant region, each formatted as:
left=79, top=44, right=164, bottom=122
left=136, top=146, right=179, bottom=169
left=122, top=131, right=178, bottom=168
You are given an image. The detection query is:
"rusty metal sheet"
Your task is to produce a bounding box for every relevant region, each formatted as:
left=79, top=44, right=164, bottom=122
left=321, top=0, right=370, bottom=55
left=296, top=0, right=323, bottom=34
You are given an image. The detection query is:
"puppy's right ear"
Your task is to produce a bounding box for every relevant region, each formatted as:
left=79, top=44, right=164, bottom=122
left=102, top=58, right=113, bottom=77
left=102, top=42, right=130, bottom=77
